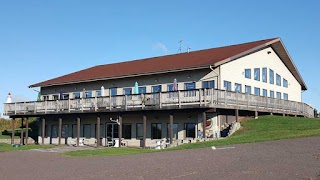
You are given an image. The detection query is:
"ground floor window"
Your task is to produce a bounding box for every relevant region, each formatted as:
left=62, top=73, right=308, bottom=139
left=83, top=124, right=91, bottom=138
left=94, top=124, right=104, bottom=138
left=45, top=125, right=48, bottom=137
left=62, top=124, right=68, bottom=138
left=136, top=123, right=143, bottom=139
left=166, top=123, right=178, bottom=139
left=151, top=123, right=162, bottom=139
left=51, top=125, right=58, bottom=138
left=122, top=124, right=132, bottom=139
left=185, top=123, right=196, bottom=138
left=72, top=124, right=77, bottom=138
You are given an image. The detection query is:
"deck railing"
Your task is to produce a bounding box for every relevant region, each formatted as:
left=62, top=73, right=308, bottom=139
left=3, top=89, right=314, bottom=118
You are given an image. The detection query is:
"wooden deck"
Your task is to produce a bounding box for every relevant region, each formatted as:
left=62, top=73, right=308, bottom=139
left=3, top=89, right=314, bottom=118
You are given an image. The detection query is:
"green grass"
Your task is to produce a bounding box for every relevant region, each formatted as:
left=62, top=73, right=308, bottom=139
left=0, top=143, right=53, bottom=152
left=62, top=116, right=320, bottom=157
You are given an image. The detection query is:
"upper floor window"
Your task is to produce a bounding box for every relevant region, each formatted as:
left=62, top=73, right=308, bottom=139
left=42, top=95, right=49, bottom=101
left=262, top=89, right=267, bottom=97
left=168, top=84, right=178, bottom=91
left=245, top=69, right=251, bottom=79
left=62, top=93, right=69, bottom=100
left=73, top=93, right=80, bottom=99
left=254, top=68, right=260, bottom=81
left=269, top=69, right=274, bottom=84
left=262, top=67, right=267, bottom=83
left=224, top=81, right=231, bottom=91
left=53, top=95, right=59, bottom=100
left=276, top=74, right=281, bottom=86
left=276, top=92, right=281, bottom=99
left=96, top=90, right=102, bottom=97
left=245, top=85, right=251, bottom=94
left=283, top=93, right=288, bottom=100
left=152, top=85, right=162, bottom=93
left=123, top=88, right=132, bottom=95
left=110, top=88, right=117, bottom=96
left=270, top=90, right=274, bottom=98
left=139, top=87, right=147, bottom=94
left=202, top=80, right=215, bottom=89
left=84, top=91, right=92, bottom=98
left=283, top=79, right=288, bottom=88
left=254, top=87, right=260, bottom=96
left=185, top=82, right=196, bottom=90
left=235, top=83, right=242, bottom=93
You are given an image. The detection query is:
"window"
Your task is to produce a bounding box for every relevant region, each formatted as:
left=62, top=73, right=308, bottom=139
left=235, top=83, right=242, bottom=93
left=202, top=80, right=215, bottom=89
left=72, top=124, right=77, bottom=138
left=167, top=123, right=178, bottom=139
left=270, top=91, right=274, bottom=98
left=94, top=124, right=104, bottom=138
left=254, top=68, right=260, bottom=81
left=139, top=87, right=146, bottom=94
left=122, top=124, right=132, bottom=139
left=269, top=69, right=274, bottom=84
left=151, top=123, right=162, bottom=139
left=123, top=88, right=132, bottom=95
left=254, top=87, right=260, bottom=96
left=136, top=123, right=143, bottom=139
left=283, top=79, right=288, bottom=88
left=276, top=74, right=281, bottom=86
left=276, top=92, right=281, bottom=99
left=42, top=95, right=49, bottom=101
left=110, top=88, right=117, bottom=96
left=185, top=123, right=196, bottom=138
left=168, top=84, right=178, bottom=91
left=262, top=89, right=267, bottom=97
left=283, top=93, right=288, bottom=100
left=45, top=125, right=48, bottom=137
left=85, top=91, right=92, bottom=98
left=62, top=125, right=68, bottom=138
left=83, top=124, right=91, bottom=138
left=152, top=85, right=162, bottom=93
left=51, top=125, right=58, bottom=138
left=73, top=93, right=80, bottom=99
left=61, top=94, right=69, bottom=100
left=245, top=69, right=251, bottom=79
left=96, top=90, right=102, bottom=97
left=262, top=67, right=267, bottom=83
left=245, top=85, right=251, bottom=94
left=224, top=81, right=231, bottom=91
left=184, top=82, right=196, bottom=90
left=53, top=95, right=59, bottom=100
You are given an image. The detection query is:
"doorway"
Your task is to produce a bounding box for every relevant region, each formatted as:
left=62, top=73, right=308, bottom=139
left=105, top=123, right=119, bottom=146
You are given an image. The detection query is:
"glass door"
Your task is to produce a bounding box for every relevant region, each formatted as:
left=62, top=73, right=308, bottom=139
left=105, top=123, right=119, bottom=146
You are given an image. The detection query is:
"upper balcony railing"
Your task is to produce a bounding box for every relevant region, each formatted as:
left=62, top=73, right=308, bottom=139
left=3, top=89, right=314, bottom=118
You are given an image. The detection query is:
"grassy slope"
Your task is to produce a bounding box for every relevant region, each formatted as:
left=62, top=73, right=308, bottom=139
left=0, top=143, right=53, bottom=152
left=63, top=116, right=320, bottom=157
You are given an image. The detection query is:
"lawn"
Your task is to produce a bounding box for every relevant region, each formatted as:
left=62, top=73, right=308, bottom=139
left=0, top=143, right=53, bottom=152
left=63, top=115, right=320, bottom=157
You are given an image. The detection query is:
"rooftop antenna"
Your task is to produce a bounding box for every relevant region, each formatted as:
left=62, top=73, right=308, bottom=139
left=177, top=40, right=183, bottom=53
left=187, top=47, right=191, bottom=53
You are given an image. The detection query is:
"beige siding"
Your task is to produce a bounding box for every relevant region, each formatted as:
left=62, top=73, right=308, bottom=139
left=220, top=47, right=302, bottom=102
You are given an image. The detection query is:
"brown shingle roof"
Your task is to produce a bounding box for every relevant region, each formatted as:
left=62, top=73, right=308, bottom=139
left=30, top=38, right=306, bottom=90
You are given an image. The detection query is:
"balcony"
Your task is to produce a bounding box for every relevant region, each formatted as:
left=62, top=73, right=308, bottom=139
left=3, top=89, right=314, bottom=118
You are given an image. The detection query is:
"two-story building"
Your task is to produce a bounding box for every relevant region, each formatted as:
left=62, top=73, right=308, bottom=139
left=4, top=37, right=313, bottom=147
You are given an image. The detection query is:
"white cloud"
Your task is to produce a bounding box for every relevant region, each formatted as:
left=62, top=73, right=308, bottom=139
left=152, top=42, right=168, bottom=53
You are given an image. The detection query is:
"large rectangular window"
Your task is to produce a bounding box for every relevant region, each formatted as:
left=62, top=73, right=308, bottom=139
left=184, top=82, right=196, bottom=90
left=123, top=88, right=132, bottom=95
left=254, top=68, right=260, bottom=81
left=53, top=95, right=59, bottom=100
left=94, top=124, right=104, bottom=138
left=73, top=93, right=80, bottom=99
left=136, top=123, right=143, bottom=139
left=83, top=124, right=91, bottom=138
left=85, top=91, right=92, bottom=98
left=283, top=93, right=288, bottom=100
left=262, top=89, right=267, bottom=97
left=122, top=124, right=132, bottom=139
left=96, top=90, right=102, bottom=97
left=270, top=90, right=275, bottom=98
left=152, top=85, right=162, bottom=93
left=139, top=87, right=146, bottom=94
left=202, top=80, right=215, bottom=89
left=151, top=123, right=162, bottom=139
left=245, top=85, right=251, bottom=94
left=245, top=69, right=251, bottom=79
left=276, top=74, right=281, bottom=86
left=235, top=83, right=242, bottom=93
left=224, top=81, right=231, bottom=91
left=110, top=88, right=117, bottom=96
left=283, top=79, right=288, bottom=88
left=72, top=124, right=77, bottom=138
left=262, top=67, right=267, bottom=83
left=51, top=125, right=58, bottom=138
left=185, top=123, right=196, bottom=138
left=276, top=92, right=281, bottom=99
left=167, top=123, right=178, bottom=139
left=168, top=84, right=178, bottom=91
left=62, top=125, right=68, bottom=138
left=269, top=69, right=274, bottom=84
left=254, top=87, right=260, bottom=96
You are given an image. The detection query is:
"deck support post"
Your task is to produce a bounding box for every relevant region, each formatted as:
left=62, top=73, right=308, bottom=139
left=143, top=115, right=147, bottom=148
left=118, top=115, right=122, bottom=148
left=255, top=111, right=258, bottom=119
left=169, top=114, right=173, bottom=144
left=96, top=116, right=100, bottom=147
left=295, top=114, right=297, bottom=117
left=77, top=117, right=80, bottom=147
left=25, top=117, right=29, bottom=145
left=11, top=118, right=15, bottom=144
left=235, top=109, right=239, bottom=122
left=58, top=118, right=62, bottom=145
left=283, top=113, right=286, bottom=117
left=202, top=112, right=206, bottom=139
left=270, top=112, right=273, bottom=116
left=20, top=118, right=24, bottom=145
left=42, top=118, right=45, bottom=145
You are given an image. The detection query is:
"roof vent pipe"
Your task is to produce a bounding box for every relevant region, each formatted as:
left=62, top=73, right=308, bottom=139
left=187, top=47, right=191, bottom=53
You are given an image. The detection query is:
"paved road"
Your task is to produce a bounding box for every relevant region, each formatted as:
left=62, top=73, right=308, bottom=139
left=1, top=137, right=320, bottom=180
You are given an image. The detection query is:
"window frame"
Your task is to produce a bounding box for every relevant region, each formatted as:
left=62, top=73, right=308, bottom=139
left=151, top=123, right=162, bottom=139
left=269, top=69, right=274, bottom=84
left=235, top=83, right=242, bottom=93
left=245, top=69, right=251, bottom=79
left=245, top=85, right=251, bottom=94
left=224, top=81, right=231, bottom=91
left=262, top=67, right=267, bottom=83
left=254, top=87, right=260, bottom=96
left=276, top=73, right=281, bottom=86
left=254, top=68, right=260, bottom=81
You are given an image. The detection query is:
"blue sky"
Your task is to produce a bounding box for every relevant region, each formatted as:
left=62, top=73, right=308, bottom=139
left=0, top=1, right=319, bottom=116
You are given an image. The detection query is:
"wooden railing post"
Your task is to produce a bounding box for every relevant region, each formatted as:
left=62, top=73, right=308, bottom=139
left=68, top=98, right=71, bottom=112
left=199, top=89, right=202, bottom=106
left=178, top=91, right=181, bottom=108
left=159, top=92, right=162, bottom=109
left=204, top=89, right=207, bottom=106
left=109, top=96, right=112, bottom=111
left=94, top=96, right=98, bottom=111
left=125, top=95, right=128, bottom=110
left=224, top=90, right=227, bottom=106
left=211, top=89, right=214, bottom=107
